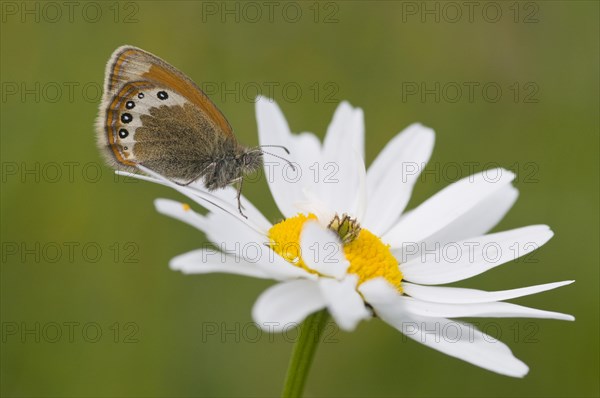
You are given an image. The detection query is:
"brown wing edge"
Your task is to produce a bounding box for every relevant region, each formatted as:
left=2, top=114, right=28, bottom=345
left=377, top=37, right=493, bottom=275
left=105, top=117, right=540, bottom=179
left=95, top=46, right=140, bottom=172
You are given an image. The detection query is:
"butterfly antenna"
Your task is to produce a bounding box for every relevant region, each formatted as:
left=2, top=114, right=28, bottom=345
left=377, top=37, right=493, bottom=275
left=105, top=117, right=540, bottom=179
left=250, top=149, right=296, bottom=171
left=256, top=144, right=291, bottom=155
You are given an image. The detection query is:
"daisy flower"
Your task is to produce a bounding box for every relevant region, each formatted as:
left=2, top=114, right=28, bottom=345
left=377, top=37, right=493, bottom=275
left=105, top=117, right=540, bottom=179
left=121, top=96, right=573, bottom=380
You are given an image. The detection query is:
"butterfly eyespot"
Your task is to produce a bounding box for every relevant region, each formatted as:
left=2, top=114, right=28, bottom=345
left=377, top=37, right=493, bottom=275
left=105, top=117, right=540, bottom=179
left=125, top=101, right=135, bottom=109
left=123, top=146, right=128, bottom=150
left=157, top=91, right=169, bottom=100
left=121, top=113, right=133, bottom=123
left=118, top=128, right=129, bottom=139
left=137, top=93, right=144, bottom=99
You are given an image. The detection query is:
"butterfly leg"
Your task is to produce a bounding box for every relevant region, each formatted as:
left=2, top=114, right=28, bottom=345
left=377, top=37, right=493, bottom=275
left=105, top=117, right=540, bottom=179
left=233, top=177, right=247, bottom=219
left=175, top=162, right=216, bottom=187
left=175, top=178, right=199, bottom=187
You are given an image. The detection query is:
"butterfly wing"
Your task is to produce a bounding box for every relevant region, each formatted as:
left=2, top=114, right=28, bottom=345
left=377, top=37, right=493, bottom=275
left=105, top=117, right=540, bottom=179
left=96, top=46, right=237, bottom=180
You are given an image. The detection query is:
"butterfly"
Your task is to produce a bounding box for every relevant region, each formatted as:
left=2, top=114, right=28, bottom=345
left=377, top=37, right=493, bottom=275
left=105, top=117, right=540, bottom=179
left=96, top=45, right=290, bottom=217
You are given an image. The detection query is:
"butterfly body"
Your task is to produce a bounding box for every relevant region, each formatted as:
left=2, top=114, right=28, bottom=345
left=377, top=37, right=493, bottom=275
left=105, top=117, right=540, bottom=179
left=96, top=46, right=263, bottom=208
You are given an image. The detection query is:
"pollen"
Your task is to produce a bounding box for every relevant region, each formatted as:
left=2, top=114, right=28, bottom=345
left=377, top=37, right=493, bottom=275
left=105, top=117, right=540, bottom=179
left=344, top=229, right=402, bottom=290
left=268, top=213, right=318, bottom=274
left=182, top=203, right=191, bottom=212
left=268, top=213, right=402, bottom=291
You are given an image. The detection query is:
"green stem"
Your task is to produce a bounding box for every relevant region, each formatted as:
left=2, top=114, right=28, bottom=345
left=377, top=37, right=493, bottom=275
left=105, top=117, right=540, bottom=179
left=281, top=310, right=329, bottom=398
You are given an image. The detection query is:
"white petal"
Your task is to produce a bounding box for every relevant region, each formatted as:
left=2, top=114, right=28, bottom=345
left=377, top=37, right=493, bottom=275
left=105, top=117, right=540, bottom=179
left=319, top=275, right=370, bottom=331
left=155, top=198, right=207, bottom=231
left=384, top=168, right=516, bottom=248
left=397, top=315, right=528, bottom=377
left=202, top=209, right=313, bottom=281
left=123, top=167, right=267, bottom=235
left=358, top=278, right=402, bottom=303
left=400, top=225, right=553, bottom=285
left=354, top=149, right=368, bottom=222
left=323, top=101, right=365, bottom=159
left=256, top=98, right=346, bottom=218
left=402, top=280, right=575, bottom=304
left=170, top=249, right=271, bottom=279
left=396, top=296, right=575, bottom=321
left=300, top=221, right=349, bottom=279
left=320, top=102, right=365, bottom=216
left=398, top=184, right=519, bottom=263
left=289, top=132, right=323, bottom=176
left=424, top=184, right=519, bottom=244
left=200, top=186, right=273, bottom=232
left=359, top=278, right=529, bottom=378
left=255, top=96, right=301, bottom=218
left=287, top=132, right=328, bottom=207
left=155, top=199, right=290, bottom=278
left=155, top=197, right=264, bottom=257
left=364, top=124, right=435, bottom=235
left=252, top=280, right=326, bottom=332
left=295, top=188, right=336, bottom=226
left=162, top=178, right=273, bottom=233
left=155, top=197, right=310, bottom=281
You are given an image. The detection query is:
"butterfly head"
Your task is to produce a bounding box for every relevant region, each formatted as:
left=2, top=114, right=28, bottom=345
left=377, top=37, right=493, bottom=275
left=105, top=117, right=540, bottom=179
left=239, top=149, right=264, bottom=175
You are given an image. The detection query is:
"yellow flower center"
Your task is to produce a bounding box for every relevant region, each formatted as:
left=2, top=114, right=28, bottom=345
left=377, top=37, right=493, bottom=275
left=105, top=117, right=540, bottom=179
left=268, top=213, right=318, bottom=275
left=268, top=213, right=402, bottom=291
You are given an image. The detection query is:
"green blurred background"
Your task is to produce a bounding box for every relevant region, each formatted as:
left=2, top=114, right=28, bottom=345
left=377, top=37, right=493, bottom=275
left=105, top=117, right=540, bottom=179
left=1, top=1, right=598, bottom=397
